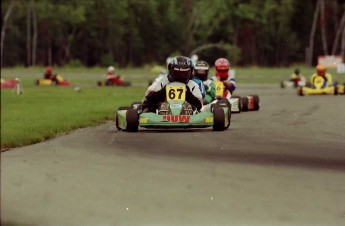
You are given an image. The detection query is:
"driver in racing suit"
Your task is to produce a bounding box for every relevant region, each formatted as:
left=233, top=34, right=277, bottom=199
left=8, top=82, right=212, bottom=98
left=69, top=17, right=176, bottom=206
left=290, top=68, right=302, bottom=87
left=193, top=60, right=215, bottom=104
left=204, top=58, right=236, bottom=98
left=141, top=56, right=203, bottom=113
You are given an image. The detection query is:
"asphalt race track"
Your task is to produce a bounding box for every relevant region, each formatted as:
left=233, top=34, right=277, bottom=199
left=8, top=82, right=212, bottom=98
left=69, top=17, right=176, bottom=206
left=2, top=84, right=345, bottom=226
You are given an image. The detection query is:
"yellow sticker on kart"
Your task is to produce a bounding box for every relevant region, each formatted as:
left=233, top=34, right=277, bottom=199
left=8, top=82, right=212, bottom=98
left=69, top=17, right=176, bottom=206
left=205, top=117, right=213, bottom=123
left=214, top=81, right=224, bottom=97
left=166, top=84, right=186, bottom=101
left=139, top=118, right=148, bottom=123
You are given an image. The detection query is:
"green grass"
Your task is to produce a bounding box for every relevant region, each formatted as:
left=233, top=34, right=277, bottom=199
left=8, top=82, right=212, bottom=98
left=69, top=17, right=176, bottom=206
left=1, top=66, right=344, bottom=149
left=1, top=85, right=146, bottom=149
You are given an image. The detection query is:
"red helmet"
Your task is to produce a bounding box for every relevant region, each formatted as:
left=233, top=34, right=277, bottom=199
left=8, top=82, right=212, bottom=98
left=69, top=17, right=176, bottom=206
left=215, top=58, right=230, bottom=80
left=46, top=66, right=52, bottom=74
left=316, top=65, right=326, bottom=76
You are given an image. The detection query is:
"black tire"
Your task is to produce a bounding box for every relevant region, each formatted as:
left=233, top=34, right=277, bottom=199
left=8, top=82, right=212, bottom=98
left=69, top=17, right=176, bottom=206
left=298, top=87, right=304, bottom=96
left=115, top=111, right=121, bottom=131
left=334, top=85, right=338, bottom=95
left=213, top=107, right=225, bottom=131
left=126, top=109, right=139, bottom=132
left=250, top=95, right=260, bottom=111
left=241, top=97, right=249, bottom=111
left=214, top=98, right=231, bottom=128
left=217, top=98, right=231, bottom=109
left=105, top=80, right=112, bottom=86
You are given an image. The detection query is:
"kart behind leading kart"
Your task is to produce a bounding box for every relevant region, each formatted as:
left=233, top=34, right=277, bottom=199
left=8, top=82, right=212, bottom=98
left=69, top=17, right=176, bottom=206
left=212, top=81, right=260, bottom=112
left=116, top=82, right=231, bottom=132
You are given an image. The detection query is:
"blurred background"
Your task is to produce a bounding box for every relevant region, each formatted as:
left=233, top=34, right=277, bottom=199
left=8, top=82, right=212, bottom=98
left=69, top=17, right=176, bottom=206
left=1, top=0, right=345, bottom=68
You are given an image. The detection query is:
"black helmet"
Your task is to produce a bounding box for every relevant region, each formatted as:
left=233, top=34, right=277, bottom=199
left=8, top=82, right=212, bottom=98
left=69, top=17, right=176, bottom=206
left=194, top=60, right=209, bottom=81
left=168, top=56, right=193, bottom=83
left=294, top=68, right=300, bottom=75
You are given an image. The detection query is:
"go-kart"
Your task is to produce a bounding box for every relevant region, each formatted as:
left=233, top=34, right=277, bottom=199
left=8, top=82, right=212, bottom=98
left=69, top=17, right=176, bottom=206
left=97, top=75, right=131, bottom=87
left=211, top=81, right=260, bottom=112
left=1, top=78, right=18, bottom=89
left=297, top=76, right=338, bottom=96
left=280, top=76, right=307, bottom=88
left=35, top=74, right=70, bottom=86
left=213, top=81, right=242, bottom=113
left=116, top=82, right=231, bottom=132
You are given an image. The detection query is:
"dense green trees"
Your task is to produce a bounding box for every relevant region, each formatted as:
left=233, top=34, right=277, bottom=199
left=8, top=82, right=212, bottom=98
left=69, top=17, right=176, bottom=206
left=1, top=0, right=344, bottom=67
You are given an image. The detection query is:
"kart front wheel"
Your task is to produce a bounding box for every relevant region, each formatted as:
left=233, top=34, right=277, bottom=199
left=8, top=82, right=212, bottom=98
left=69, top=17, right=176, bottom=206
left=126, top=109, right=139, bottom=132
left=213, top=107, right=225, bottom=131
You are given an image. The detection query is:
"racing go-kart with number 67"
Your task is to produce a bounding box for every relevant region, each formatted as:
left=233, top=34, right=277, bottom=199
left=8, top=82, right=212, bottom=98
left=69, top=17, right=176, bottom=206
left=116, top=82, right=231, bottom=132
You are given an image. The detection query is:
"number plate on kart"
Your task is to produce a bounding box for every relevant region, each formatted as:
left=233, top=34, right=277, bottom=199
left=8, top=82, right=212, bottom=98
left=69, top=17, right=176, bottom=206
left=166, top=84, right=186, bottom=101
left=314, top=76, right=325, bottom=89
left=214, top=81, right=224, bottom=97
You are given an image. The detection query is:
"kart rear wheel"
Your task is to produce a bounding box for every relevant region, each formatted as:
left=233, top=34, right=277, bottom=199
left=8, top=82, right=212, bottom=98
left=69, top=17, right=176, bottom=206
left=126, top=109, right=139, bottom=132
left=334, top=86, right=338, bottom=95
left=213, top=107, right=225, bottom=131
left=241, top=97, right=249, bottom=112
left=250, top=95, right=260, bottom=111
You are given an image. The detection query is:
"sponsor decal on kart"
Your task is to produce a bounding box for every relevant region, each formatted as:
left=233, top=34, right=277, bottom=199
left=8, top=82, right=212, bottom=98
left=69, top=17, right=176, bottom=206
left=170, top=104, right=183, bottom=109
left=162, top=115, right=190, bottom=123
left=140, top=118, right=148, bottom=123
left=205, top=117, right=213, bottom=123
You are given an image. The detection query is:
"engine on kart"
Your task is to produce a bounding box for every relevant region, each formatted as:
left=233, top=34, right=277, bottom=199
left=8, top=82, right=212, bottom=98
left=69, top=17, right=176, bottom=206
left=157, top=102, right=194, bottom=115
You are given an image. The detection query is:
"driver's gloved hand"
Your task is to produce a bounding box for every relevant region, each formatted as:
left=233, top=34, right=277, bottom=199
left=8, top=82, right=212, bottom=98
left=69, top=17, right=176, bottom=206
left=145, top=86, right=166, bottom=107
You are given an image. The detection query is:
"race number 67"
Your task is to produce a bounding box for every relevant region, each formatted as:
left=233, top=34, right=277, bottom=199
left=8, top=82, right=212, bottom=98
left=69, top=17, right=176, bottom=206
left=166, top=85, right=186, bottom=101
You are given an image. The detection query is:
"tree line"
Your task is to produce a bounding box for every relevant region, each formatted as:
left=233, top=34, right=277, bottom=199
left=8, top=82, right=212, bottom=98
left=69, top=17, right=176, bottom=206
left=1, top=0, right=344, bottom=68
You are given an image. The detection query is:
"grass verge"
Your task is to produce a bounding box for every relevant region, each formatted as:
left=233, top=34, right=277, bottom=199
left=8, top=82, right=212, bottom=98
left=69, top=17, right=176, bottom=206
left=1, top=85, right=145, bottom=150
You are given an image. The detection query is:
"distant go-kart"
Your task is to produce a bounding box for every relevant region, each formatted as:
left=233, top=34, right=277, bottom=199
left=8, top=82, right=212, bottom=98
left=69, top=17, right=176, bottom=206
left=97, top=75, right=131, bottom=87
left=1, top=78, right=18, bottom=89
left=280, top=76, right=307, bottom=88
left=116, top=82, right=231, bottom=132
left=35, top=74, right=70, bottom=86
left=212, top=81, right=259, bottom=112
left=297, top=76, right=338, bottom=96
